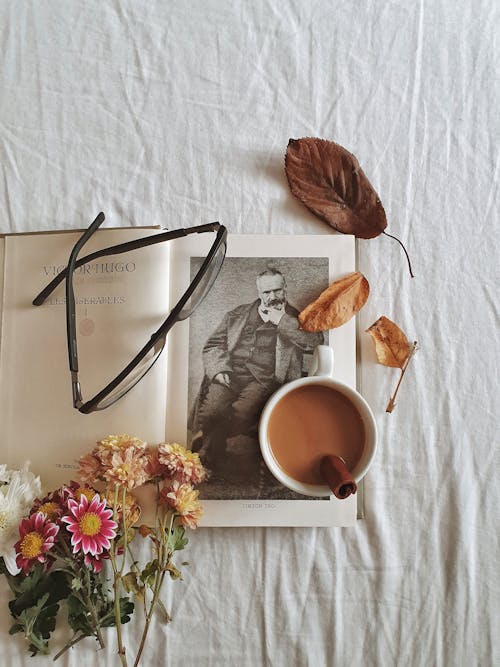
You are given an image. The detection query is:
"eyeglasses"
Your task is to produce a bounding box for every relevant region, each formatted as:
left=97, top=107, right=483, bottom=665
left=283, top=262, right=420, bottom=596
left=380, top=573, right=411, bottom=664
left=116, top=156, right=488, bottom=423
left=33, top=212, right=227, bottom=414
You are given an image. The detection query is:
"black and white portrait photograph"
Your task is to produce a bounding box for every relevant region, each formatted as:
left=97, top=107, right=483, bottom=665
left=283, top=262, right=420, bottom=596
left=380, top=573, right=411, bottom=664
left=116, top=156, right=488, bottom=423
left=187, top=257, right=328, bottom=500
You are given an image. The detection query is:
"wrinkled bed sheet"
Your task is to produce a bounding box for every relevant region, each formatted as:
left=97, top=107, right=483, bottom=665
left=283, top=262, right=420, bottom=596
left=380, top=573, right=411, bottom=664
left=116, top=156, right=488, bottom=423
left=0, top=1, right=498, bottom=665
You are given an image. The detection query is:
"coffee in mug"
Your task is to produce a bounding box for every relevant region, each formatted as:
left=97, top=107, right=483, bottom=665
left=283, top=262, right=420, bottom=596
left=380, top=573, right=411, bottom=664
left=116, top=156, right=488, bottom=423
left=267, top=384, right=365, bottom=485
left=259, top=345, right=377, bottom=498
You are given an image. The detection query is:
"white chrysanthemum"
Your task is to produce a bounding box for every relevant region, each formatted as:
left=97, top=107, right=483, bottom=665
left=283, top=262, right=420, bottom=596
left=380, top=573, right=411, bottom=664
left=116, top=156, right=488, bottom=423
left=0, top=464, right=10, bottom=484
left=0, top=462, right=42, bottom=575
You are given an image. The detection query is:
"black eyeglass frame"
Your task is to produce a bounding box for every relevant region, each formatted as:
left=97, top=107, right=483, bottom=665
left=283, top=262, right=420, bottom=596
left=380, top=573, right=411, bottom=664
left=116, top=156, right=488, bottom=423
left=33, top=212, right=227, bottom=414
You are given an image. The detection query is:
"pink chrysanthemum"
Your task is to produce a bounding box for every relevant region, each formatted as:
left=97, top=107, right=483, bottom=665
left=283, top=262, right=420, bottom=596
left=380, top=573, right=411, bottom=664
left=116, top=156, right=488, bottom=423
left=160, top=481, right=203, bottom=530
left=84, top=551, right=109, bottom=573
left=15, top=512, right=59, bottom=574
left=61, top=494, right=117, bottom=556
left=158, top=443, right=206, bottom=485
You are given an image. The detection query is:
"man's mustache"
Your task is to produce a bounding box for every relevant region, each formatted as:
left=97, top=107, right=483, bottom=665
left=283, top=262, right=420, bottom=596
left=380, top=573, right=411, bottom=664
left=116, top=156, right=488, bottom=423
left=268, top=298, right=285, bottom=306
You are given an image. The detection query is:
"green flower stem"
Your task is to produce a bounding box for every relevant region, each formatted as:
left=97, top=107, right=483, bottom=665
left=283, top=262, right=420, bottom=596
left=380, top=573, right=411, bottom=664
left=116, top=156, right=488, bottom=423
left=110, top=484, right=129, bottom=667
left=120, top=486, right=129, bottom=576
left=59, top=540, right=105, bottom=649
left=133, top=547, right=163, bottom=667
left=125, top=542, right=147, bottom=617
left=113, top=571, right=128, bottom=667
left=133, top=510, right=175, bottom=667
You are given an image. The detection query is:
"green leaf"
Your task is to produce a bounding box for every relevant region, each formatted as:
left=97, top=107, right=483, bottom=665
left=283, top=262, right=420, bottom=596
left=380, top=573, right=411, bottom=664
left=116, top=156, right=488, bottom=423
left=165, top=562, right=182, bottom=581
left=71, top=578, right=83, bottom=591
left=99, top=597, right=135, bottom=628
left=155, top=599, right=172, bottom=624
left=67, top=594, right=94, bottom=637
left=8, top=566, right=70, bottom=618
left=9, top=623, right=23, bottom=635
left=8, top=593, right=61, bottom=656
left=122, top=571, right=145, bottom=598
left=171, top=525, right=188, bottom=551
left=119, top=597, right=134, bottom=625
left=35, top=602, right=60, bottom=640
left=140, top=559, right=159, bottom=589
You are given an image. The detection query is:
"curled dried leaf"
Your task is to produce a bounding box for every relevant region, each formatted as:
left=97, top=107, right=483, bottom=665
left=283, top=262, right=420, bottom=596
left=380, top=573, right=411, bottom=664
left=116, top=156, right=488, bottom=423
left=285, top=137, right=387, bottom=239
left=366, top=316, right=412, bottom=368
left=366, top=316, right=417, bottom=413
left=299, top=272, right=369, bottom=332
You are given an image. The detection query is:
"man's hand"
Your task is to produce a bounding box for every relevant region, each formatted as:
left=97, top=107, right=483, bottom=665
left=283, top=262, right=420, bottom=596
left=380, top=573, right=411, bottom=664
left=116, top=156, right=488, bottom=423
left=267, top=305, right=285, bottom=325
left=214, top=372, right=231, bottom=387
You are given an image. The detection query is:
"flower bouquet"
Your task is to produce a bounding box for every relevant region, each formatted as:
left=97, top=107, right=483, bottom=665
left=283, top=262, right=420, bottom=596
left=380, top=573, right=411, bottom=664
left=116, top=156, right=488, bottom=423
left=0, top=435, right=206, bottom=666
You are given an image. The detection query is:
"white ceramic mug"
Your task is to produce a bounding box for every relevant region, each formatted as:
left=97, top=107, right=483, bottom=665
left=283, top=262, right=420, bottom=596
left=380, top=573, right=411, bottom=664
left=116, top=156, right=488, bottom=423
left=259, top=345, right=377, bottom=497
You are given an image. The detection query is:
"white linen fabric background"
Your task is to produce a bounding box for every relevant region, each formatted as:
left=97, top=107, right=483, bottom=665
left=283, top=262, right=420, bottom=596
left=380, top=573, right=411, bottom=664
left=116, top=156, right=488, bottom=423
left=0, top=1, right=498, bottom=666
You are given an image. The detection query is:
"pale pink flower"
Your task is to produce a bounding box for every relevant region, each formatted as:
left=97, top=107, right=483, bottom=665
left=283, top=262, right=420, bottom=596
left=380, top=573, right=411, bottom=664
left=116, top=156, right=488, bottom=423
left=15, top=512, right=59, bottom=574
left=61, top=494, right=117, bottom=556
left=160, top=481, right=203, bottom=530
left=158, top=443, right=206, bottom=485
left=103, top=447, right=149, bottom=490
left=77, top=453, right=104, bottom=485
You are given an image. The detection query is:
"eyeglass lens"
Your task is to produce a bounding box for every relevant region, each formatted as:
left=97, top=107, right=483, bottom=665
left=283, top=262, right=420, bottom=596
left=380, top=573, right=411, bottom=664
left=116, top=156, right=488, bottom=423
left=178, top=240, right=226, bottom=320
left=93, top=337, right=166, bottom=410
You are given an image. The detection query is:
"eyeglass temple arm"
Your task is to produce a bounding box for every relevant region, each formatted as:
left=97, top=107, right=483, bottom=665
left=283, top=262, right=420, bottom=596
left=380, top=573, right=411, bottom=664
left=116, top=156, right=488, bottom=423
left=33, top=220, right=221, bottom=306
left=65, top=213, right=107, bottom=405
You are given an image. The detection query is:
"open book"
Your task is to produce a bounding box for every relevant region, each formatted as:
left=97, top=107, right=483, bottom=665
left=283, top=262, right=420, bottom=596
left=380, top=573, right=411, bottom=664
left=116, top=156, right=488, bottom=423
left=0, top=227, right=358, bottom=526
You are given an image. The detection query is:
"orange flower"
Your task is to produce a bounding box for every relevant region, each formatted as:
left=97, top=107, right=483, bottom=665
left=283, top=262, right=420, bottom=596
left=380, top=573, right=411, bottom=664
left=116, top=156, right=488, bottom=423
left=158, top=443, right=206, bottom=485
left=95, top=435, right=146, bottom=466
left=36, top=502, right=62, bottom=521
left=160, top=481, right=203, bottom=529
left=144, top=447, right=164, bottom=480
left=103, top=447, right=149, bottom=490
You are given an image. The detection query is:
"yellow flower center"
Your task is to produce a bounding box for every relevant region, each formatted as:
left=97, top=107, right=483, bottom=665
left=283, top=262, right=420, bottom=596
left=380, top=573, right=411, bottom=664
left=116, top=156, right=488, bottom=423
left=20, top=531, right=44, bottom=559
left=0, top=511, right=8, bottom=530
left=116, top=465, right=129, bottom=477
left=75, top=487, right=97, bottom=503
left=79, top=512, right=102, bottom=536
left=38, top=502, right=59, bottom=520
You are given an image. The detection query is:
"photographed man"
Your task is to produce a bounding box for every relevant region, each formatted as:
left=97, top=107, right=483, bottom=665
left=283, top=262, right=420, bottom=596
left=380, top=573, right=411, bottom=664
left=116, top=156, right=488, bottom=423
left=191, top=268, right=323, bottom=479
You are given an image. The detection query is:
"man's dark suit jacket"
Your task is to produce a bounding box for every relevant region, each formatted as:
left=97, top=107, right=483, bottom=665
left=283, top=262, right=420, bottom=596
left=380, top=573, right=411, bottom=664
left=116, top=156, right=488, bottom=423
left=189, top=300, right=323, bottom=434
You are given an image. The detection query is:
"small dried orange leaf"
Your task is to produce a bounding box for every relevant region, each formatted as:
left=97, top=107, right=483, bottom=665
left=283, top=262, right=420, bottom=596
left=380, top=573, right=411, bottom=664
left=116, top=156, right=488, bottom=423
left=299, top=271, right=370, bottom=332
left=366, top=316, right=412, bottom=368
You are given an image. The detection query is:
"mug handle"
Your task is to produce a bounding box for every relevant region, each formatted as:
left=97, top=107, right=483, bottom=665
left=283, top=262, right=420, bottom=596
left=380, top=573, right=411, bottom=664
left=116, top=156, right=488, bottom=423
left=308, top=345, right=335, bottom=379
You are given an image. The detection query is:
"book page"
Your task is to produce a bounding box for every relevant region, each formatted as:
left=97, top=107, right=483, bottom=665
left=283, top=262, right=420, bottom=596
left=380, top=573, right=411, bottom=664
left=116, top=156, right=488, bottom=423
left=0, top=237, right=4, bottom=356
left=0, top=228, right=170, bottom=491
left=166, top=233, right=357, bottom=527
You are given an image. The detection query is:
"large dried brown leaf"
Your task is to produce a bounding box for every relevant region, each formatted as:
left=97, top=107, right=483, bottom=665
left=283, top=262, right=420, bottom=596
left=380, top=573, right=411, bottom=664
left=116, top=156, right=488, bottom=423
left=298, top=272, right=370, bottom=332
left=366, top=316, right=412, bottom=368
left=285, top=137, right=387, bottom=239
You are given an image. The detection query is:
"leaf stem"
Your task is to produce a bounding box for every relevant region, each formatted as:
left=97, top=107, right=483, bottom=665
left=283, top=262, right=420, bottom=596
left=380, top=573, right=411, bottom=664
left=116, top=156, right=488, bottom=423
left=52, top=633, right=87, bottom=661
left=382, top=231, right=414, bottom=278
left=386, top=341, right=418, bottom=412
